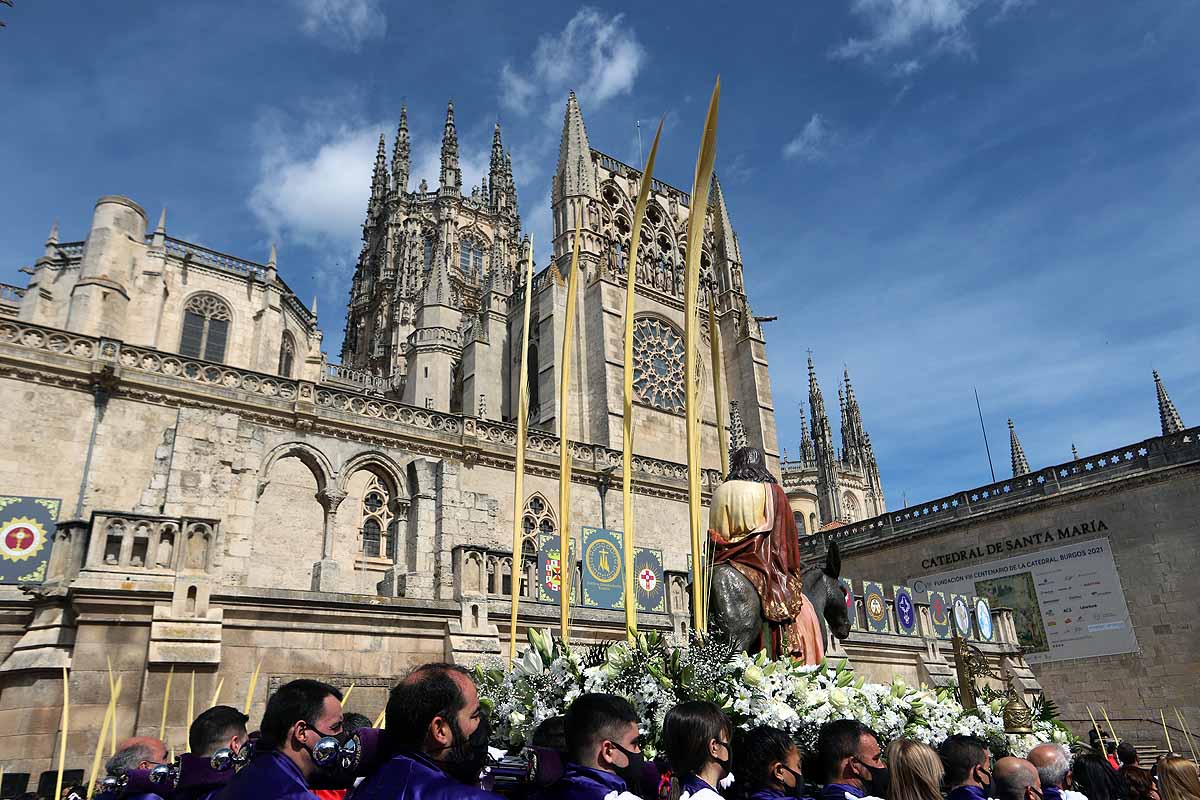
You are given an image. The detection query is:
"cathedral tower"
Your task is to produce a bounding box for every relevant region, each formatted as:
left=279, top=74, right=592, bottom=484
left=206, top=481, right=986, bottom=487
left=341, top=102, right=523, bottom=414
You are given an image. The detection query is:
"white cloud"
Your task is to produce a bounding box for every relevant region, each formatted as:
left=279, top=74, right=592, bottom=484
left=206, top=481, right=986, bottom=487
left=783, top=114, right=834, bottom=162
left=248, top=108, right=490, bottom=254
left=500, top=7, right=646, bottom=112
left=250, top=117, right=379, bottom=248
left=831, top=0, right=1032, bottom=71
left=296, top=0, right=386, bottom=52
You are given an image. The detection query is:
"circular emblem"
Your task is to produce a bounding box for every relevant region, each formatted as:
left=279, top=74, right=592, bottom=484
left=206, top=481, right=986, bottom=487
left=896, top=590, right=916, bottom=631
left=976, top=599, right=994, bottom=640
left=953, top=597, right=972, bottom=635
left=637, top=567, right=657, bottom=593
left=868, top=597, right=888, bottom=623
left=0, top=517, right=46, bottom=561
left=584, top=538, right=621, bottom=583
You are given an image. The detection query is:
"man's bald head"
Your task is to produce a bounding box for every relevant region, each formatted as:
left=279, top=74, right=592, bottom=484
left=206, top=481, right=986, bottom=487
left=994, top=757, right=1042, bottom=800
left=1028, top=744, right=1071, bottom=789
left=105, top=736, right=167, bottom=775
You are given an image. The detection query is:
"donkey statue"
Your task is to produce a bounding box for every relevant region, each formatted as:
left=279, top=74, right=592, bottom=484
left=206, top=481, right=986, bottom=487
left=709, top=540, right=851, bottom=657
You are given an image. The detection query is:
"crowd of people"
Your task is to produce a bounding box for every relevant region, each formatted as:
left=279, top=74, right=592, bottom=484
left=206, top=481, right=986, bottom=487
left=60, top=663, right=1200, bottom=800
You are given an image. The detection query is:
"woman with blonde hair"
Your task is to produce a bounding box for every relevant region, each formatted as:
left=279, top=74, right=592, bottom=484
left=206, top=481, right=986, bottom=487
left=887, top=738, right=944, bottom=800
left=1158, top=757, right=1200, bottom=800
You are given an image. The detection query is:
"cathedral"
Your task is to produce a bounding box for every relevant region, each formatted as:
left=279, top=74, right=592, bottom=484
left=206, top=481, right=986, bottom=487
left=0, top=91, right=891, bottom=778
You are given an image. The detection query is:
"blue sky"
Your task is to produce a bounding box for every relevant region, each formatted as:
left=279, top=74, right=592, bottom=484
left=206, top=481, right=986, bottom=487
left=3, top=0, right=1198, bottom=509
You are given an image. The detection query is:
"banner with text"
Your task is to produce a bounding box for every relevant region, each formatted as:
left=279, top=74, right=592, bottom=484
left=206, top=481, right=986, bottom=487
left=912, top=537, right=1136, bottom=664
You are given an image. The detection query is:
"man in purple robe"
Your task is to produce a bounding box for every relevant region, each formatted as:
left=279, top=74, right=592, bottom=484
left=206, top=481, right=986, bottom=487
left=103, top=737, right=170, bottom=800
left=940, top=736, right=993, bottom=800
left=176, top=706, right=250, bottom=800
left=349, top=663, right=500, bottom=800
left=531, top=693, right=645, bottom=800
left=217, top=679, right=344, bottom=800
left=816, top=721, right=889, bottom=800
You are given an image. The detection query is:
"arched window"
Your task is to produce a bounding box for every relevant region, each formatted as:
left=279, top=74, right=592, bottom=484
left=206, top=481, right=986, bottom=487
left=794, top=511, right=807, bottom=535
left=423, top=236, right=434, bottom=272
left=526, top=339, right=540, bottom=420
left=809, top=512, right=817, bottom=533
left=449, top=361, right=463, bottom=415
left=180, top=294, right=231, bottom=362
left=359, top=475, right=398, bottom=559
left=278, top=332, right=296, bottom=377
left=459, top=240, right=484, bottom=276
left=842, top=492, right=861, bottom=523
left=521, top=493, right=557, bottom=548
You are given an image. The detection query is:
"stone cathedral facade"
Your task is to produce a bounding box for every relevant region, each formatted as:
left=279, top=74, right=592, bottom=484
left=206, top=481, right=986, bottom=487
left=0, top=93, right=896, bottom=779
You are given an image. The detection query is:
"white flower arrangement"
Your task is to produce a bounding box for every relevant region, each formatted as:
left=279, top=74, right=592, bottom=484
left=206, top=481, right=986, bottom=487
left=476, top=630, right=1073, bottom=757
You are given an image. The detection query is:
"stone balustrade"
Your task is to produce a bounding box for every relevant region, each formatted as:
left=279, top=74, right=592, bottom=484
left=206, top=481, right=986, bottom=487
left=75, top=511, right=220, bottom=576
left=452, top=544, right=692, bottom=618
left=802, top=428, right=1199, bottom=561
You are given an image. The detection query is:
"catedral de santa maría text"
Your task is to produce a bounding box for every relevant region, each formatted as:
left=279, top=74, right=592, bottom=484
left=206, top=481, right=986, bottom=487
left=0, top=3, right=1197, bottom=800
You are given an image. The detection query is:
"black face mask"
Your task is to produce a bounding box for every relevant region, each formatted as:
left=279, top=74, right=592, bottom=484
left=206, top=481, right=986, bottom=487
left=856, top=759, right=890, bottom=799
left=712, top=739, right=732, bottom=778
left=781, top=765, right=807, bottom=799
left=610, top=741, right=644, bottom=793
left=441, top=715, right=492, bottom=786
left=977, top=766, right=992, bottom=792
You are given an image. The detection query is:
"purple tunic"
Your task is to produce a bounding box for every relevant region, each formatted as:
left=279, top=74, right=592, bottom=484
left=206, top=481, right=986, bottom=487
left=174, top=753, right=235, bottom=800
left=215, top=750, right=316, bottom=800
left=821, top=783, right=866, bottom=800
left=948, top=786, right=990, bottom=800
left=349, top=750, right=501, bottom=800
left=531, top=763, right=630, bottom=800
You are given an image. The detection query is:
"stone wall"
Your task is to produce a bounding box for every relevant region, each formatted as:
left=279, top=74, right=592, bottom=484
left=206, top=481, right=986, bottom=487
left=820, top=449, right=1200, bottom=746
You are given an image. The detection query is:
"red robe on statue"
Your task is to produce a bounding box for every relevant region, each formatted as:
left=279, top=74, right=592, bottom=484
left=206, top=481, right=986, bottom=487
left=709, top=481, right=825, bottom=664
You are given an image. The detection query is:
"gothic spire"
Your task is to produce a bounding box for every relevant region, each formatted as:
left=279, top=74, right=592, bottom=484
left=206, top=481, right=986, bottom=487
left=267, top=242, right=277, bottom=269
left=709, top=175, right=741, bottom=264
left=489, top=122, right=504, bottom=184
left=808, top=353, right=844, bottom=524
left=728, top=399, right=748, bottom=454
left=371, top=133, right=387, bottom=202
left=1071, top=443, right=1079, bottom=460
left=555, top=91, right=597, bottom=200
left=43, top=220, right=59, bottom=258
left=151, top=207, right=167, bottom=249
left=799, top=404, right=816, bottom=469
left=310, top=293, right=318, bottom=315
left=1009, top=419, right=1031, bottom=477
left=1154, top=370, right=1185, bottom=435
left=439, top=101, right=462, bottom=192
left=391, top=104, right=410, bottom=193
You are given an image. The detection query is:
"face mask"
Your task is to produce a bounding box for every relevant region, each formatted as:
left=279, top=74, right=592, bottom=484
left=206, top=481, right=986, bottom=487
left=781, top=765, right=807, bottom=799
left=610, top=741, right=645, bottom=793
left=977, top=766, right=992, bottom=791
left=712, top=739, right=732, bottom=778
left=856, top=759, right=890, bottom=799
left=441, top=715, right=492, bottom=786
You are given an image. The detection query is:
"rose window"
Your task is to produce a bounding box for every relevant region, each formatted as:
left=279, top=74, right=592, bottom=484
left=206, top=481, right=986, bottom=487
left=632, top=318, right=687, bottom=413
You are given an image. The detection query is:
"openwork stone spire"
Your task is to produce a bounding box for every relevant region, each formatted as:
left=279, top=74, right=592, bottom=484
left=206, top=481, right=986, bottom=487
left=728, top=399, right=748, bottom=454
left=391, top=104, right=409, bottom=192
left=1009, top=418, right=1031, bottom=477
left=1154, top=370, right=1185, bottom=435
left=440, top=101, right=462, bottom=192
left=371, top=133, right=387, bottom=203
left=800, top=404, right=816, bottom=468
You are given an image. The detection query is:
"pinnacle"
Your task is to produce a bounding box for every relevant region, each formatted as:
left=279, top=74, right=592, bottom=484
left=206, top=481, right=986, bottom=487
left=1008, top=418, right=1031, bottom=477
left=46, top=220, right=59, bottom=244
left=1154, top=370, right=1185, bottom=435
left=268, top=242, right=277, bottom=268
